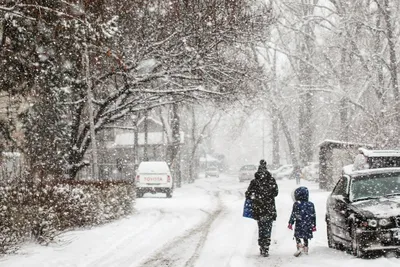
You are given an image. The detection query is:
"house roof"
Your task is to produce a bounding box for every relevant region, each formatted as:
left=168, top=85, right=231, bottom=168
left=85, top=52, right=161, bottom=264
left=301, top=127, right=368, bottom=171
left=318, top=139, right=374, bottom=149
left=110, top=131, right=184, bottom=147
left=137, top=116, right=163, bottom=127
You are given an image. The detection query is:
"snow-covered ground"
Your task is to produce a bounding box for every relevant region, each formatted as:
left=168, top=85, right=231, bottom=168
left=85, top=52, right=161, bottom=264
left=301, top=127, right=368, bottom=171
left=1, top=174, right=399, bottom=267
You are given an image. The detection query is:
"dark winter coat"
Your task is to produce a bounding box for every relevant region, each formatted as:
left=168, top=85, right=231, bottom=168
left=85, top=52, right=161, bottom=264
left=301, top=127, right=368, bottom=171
left=245, top=165, right=279, bottom=221
left=288, top=187, right=316, bottom=239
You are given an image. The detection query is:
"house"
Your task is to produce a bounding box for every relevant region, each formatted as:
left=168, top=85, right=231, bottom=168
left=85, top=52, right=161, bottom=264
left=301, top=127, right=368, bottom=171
left=94, top=115, right=184, bottom=180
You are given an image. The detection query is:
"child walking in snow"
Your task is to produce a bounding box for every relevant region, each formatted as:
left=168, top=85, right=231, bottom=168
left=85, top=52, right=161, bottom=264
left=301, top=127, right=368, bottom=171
left=288, top=186, right=316, bottom=256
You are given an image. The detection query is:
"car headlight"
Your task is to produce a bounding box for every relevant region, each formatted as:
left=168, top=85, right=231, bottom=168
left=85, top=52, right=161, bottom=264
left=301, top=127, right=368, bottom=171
left=379, top=218, right=391, bottom=227
left=368, top=219, right=378, bottom=227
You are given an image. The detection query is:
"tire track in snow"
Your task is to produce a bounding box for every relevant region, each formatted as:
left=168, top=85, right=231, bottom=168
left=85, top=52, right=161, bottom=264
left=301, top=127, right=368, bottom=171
left=83, top=209, right=173, bottom=267
left=140, top=192, right=223, bottom=267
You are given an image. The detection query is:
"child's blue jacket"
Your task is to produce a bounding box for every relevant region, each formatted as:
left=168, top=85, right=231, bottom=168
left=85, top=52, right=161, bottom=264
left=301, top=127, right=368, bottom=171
left=289, top=187, right=316, bottom=239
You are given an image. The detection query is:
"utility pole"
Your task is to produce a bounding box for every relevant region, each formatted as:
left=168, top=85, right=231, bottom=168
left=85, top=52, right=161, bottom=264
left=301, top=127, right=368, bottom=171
left=132, top=114, right=139, bottom=173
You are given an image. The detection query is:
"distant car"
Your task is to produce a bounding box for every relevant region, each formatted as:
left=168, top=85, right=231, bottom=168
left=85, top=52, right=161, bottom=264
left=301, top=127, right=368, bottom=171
left=205, top=166, right=220, bottom=178
left=271, top=164, right=293, bottom=180
left=239, top=164, right=257, bottom=182
left=135, top=161, right=173, bottom=198
left=326, top=167, right=400, bottom=257
left=302, top=162, right=319, bottom=181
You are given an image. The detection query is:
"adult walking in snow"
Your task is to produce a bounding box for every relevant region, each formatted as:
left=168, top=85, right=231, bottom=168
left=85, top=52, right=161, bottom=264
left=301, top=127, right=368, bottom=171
left=245, top=159, right=279, bottom=257
left=288, top=186, right=316, bottom=257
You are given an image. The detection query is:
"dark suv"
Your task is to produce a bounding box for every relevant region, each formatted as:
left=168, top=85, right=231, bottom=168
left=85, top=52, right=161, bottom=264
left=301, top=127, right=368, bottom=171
left=326, top=168, right=400, bottom=257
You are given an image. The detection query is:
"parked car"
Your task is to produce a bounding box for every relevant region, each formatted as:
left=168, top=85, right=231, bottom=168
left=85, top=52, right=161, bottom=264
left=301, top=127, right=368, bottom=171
left=238, top=164, right=257, bottom=182
left=302, top=162, right=319, bottom=181
left=326, top=167, right=400, bottom=257
left=271, top=164, right=293, bottom=180
left=135, top=161, right=173, bottom=198
left=205, top=166, right=220, bottom=178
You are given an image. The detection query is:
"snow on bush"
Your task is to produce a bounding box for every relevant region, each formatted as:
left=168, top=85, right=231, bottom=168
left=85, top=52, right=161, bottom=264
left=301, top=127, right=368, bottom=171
left=0, top=179, right=135, bottom=253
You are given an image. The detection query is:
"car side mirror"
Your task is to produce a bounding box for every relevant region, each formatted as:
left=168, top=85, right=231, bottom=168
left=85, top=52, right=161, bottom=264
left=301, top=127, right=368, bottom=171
left=343, top=194, right=350, bottom=203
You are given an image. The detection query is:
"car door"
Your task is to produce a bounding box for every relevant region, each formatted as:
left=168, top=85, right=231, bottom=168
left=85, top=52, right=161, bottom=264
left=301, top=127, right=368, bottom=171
left=327, top=176, right=350, bottom=243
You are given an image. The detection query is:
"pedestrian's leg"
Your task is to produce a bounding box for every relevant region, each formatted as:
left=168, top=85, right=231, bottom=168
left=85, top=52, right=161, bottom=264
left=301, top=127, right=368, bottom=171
left=258, top=218, right=272, bottom=257
left=294, top=237, right=303, bottom=257
left=257, top=220, right=266, bottom=256
left=303, top=239, right=309, bottom=255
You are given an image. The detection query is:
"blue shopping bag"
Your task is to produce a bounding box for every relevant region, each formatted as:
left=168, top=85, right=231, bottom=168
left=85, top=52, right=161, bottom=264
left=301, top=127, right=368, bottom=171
left=242, top=199, right=253, bottom=219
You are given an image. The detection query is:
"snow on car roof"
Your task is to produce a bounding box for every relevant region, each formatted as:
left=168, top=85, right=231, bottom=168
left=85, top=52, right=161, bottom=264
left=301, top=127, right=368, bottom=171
left=342, top=164, right=354, bottom=174
left=349, top=167, right=400, bottom=177
left=138, top=161, right=170, bottom=172
left=359, top=148, right=400, bottom=157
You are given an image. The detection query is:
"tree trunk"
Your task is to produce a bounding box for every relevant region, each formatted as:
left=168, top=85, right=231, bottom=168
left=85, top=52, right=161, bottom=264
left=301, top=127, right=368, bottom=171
left=272, top=116, right=280, bottom=168
left=189, top=106, right=196, bottom=183
left=298, top=0, right=315, bottom=166
left=271, top=50, right=280, bottom=168
left=382, top=0, right=400, bottom=135
left=144, top=110, right=149, bottom=161
left=264, top=83, right=298, bottom=167
left=84, top=19, right=99, bottom=180
left=133, top=115, right=139, bottom=171
left=171, top=103, right=181, bottom=188
left=339, top=46, right=349, bottom=141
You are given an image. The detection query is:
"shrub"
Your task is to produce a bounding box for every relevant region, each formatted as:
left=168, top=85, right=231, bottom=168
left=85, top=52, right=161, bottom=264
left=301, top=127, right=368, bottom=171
left=0, top=178, right=135, bottom=253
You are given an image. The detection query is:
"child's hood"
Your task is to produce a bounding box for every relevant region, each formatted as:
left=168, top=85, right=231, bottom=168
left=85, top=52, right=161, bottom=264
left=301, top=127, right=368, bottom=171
left=294, top=186, right=309, bottom=201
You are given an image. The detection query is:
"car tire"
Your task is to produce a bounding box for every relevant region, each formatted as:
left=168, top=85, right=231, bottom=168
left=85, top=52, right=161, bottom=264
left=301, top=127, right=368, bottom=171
left=166, top=190, right=172, bottom=198
left=136, top=192, right=143, bottom=198
left=351, top=225, right=365, bottom=258
left=327, top=220, right=335, bottom=249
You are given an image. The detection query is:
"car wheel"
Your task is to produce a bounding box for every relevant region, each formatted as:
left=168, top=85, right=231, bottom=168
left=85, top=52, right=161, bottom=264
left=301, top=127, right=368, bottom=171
left=136, top=192, right=143, bottom=198
left=166, top=190, right=172, bottom=198
left=351, top=225, right=365, bottom=258
left=327, top=220, right=336, bottom=249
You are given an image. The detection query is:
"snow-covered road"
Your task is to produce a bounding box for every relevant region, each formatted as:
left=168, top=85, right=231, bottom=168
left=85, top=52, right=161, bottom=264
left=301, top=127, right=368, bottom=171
left=1, top=174, right=399, bottom=267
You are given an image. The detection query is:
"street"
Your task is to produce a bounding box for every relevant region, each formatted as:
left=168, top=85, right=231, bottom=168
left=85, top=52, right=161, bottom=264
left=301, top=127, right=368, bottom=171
left=1, top=174, right=399, bottom=267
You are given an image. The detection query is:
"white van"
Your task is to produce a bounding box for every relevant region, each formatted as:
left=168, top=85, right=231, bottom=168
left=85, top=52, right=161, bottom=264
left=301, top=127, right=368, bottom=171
left=135, top=161, right=173, bottom=198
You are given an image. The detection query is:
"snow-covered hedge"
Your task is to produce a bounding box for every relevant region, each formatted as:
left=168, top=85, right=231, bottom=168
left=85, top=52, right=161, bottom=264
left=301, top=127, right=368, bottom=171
left=0, top=179, right=135, bottom=253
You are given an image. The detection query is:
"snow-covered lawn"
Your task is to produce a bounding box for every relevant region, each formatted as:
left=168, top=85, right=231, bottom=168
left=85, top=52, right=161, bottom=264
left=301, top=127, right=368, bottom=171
left=0, top=174, right=399, bottom=267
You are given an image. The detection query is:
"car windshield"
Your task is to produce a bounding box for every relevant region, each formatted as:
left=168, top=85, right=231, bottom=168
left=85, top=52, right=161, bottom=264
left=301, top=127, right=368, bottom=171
left=351, top=172, right=400, bottom=201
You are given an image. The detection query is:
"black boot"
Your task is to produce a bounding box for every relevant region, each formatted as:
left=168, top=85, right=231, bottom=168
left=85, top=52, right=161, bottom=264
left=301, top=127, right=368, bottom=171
left=260, top=247, right=269, bottom=257
left=258, top=238, right=270, bottom=257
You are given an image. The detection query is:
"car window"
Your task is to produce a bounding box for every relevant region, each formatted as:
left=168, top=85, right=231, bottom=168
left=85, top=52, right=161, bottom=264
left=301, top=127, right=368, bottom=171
left=332, top=177, right=348, bottom=196
left=138, top=161, right=169, bottom=173
left=351, top=172, right=400, bottom=201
